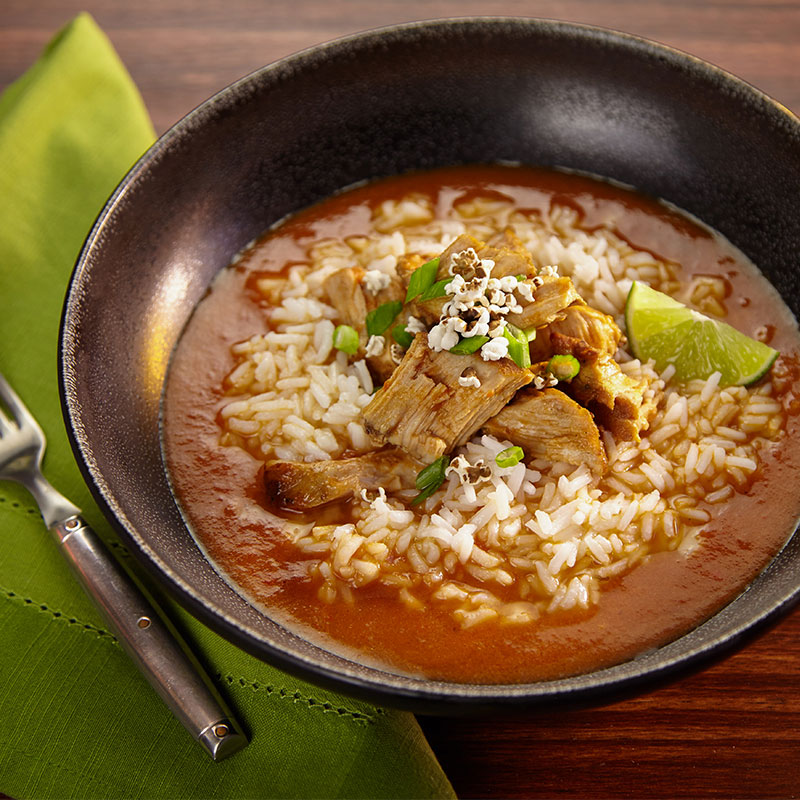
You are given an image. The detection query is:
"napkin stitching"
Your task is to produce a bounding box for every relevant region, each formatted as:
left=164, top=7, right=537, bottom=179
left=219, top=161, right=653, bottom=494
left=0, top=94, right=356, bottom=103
left=0, top=496, right=133, bottom=553
left=0, top=493, right=41, bottom=519
left=2, top=585, right=381, bottom=726
left=221, top=673, right=379, bottom=725
left=1, top=586, right=118, bottom=642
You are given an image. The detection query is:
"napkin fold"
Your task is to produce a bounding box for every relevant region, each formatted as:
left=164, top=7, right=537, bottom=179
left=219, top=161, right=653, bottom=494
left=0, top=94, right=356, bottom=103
left=0, top=14, right=454, bottom=799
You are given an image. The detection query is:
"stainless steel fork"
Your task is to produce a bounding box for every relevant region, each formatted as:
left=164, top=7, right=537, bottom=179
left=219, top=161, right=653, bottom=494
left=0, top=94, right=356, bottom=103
left=0, top=372, right=247, bottom=761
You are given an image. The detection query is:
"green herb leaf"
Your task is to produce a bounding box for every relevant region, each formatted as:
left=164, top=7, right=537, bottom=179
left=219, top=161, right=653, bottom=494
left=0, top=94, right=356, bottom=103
left=366, top=300, right=403, bottom=337
left=503, top=324, right=531, bottom=369
left=332, top=324, right=359, bottom=355
left=495, top=446, right=525, bottom=468
left=391, top=323, right=414, bottom=349
left=546, top=354, right=581, bottom=382
left=449, top=335, right=490, bottom=355
left=418, top=278, right=451, bottom=302
left=411, top=455, right=450, bottom=505
left=405, top=257, right=440, bottom=302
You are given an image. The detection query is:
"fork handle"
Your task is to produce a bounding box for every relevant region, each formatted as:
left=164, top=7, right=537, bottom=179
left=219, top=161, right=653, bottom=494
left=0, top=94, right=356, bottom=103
left=51, top=515, right=248, bottom=761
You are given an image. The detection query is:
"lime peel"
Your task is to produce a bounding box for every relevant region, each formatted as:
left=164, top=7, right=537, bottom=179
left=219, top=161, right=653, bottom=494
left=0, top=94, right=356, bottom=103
left=624, top=281, right=778, bottom=387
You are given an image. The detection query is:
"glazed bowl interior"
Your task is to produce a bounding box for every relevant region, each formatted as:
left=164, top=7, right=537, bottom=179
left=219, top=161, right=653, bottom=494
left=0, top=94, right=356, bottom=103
left=60, top=17, right=800, bottom=711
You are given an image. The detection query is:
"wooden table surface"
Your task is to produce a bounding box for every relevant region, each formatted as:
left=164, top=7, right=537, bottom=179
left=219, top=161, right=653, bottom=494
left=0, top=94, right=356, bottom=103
left=2, top=1, right=799, bottom=797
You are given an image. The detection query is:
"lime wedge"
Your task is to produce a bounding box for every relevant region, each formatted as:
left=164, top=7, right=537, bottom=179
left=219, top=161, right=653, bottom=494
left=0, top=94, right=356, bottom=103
left=624, top=281, right=778, bottom=386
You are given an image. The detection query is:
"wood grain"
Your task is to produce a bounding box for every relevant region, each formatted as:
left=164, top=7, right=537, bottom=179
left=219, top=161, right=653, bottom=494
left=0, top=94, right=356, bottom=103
left=2, top=2, right=799, bottom=797
left=420, top=607, right=800, bottom=798
left=2, top=0, right=799, bottom=133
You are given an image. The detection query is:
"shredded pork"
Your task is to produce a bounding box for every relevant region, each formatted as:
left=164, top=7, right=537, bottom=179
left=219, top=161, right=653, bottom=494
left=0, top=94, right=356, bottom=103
left=263, top=448, right=420, bottom=510
left=363, top=334, right=533, bottom=462
left=322, top=266, right=406, bottom=381
left=483, top=387, right=607, bottom=473
left=312, top=229, right=656, bottom=485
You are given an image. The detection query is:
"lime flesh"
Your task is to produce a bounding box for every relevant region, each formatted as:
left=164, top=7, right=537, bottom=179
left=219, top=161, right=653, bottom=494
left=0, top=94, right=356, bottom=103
left=624, top=282, right=778, bottom=386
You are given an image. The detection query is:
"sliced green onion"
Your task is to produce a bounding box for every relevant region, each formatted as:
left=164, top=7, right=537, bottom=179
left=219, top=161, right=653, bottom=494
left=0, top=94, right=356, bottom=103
left=522, top=326, right=538, bottom=342
left=515, top=273, right=527, bottom=281
left=495, top=446, right=525, bottom=468
left=418, top=278, right=451, bottom=302
left=546, top=353, right=580, bottom=381
left=405, top=257, right=440, bottom=302
left=366, top=300, right=403, bottom=337
left=332, top=324, right=359, bottom=355
left=449, top=335, right=490, bottom=355
left=411, top=455, right=450, bottom=505
left=503, top=324, right=531, bottom=369
left=391, top=323, right=414, bottom=349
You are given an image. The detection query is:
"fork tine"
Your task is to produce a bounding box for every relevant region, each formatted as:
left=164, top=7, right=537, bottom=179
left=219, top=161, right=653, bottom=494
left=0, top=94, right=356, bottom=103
left=0, top=406, right=12, bottom=435
left=0, top=374, right=16, bottom=434
left=0, top=372, right=43, bottom=435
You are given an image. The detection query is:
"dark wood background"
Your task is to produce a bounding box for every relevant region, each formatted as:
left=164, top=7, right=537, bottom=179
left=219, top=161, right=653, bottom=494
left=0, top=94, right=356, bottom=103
left=2, top=2, right=799, bottom=797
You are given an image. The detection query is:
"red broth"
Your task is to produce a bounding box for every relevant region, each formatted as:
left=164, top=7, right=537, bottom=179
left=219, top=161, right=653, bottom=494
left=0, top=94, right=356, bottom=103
left=162, top=165, right=800, bottom=682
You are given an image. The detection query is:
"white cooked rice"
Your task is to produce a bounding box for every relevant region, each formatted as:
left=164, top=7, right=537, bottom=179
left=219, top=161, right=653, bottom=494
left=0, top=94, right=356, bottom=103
left=218, top=192, right=786, bottom=626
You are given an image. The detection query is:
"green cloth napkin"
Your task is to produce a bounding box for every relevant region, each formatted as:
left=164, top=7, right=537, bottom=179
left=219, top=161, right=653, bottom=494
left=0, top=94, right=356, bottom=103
left=0, top=14, right=454, bottom=799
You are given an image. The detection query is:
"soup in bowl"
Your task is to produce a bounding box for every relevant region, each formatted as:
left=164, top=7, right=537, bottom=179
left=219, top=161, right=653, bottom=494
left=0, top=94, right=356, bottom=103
left=161, top=163, right=800, bottom=684
left=60, top=18, right=800, bottom=709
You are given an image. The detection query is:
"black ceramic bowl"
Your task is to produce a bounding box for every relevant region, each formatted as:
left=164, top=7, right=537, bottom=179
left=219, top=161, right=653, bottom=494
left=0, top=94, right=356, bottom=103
left=59, top=17, right=800, bottom=711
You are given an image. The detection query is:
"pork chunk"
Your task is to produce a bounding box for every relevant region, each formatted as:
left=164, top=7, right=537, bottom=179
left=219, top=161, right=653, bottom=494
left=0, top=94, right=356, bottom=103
left=263, top=447, right=419, bottom=511
left=522, top=304, right=649, bottom=441
left=436, top=233, right=537, bottom=281
left=363, top=333, right=533, bottom=462
left=323, top=267, right=367, bottom=331
left=483, top=387, right=607, bottom=473
left=566, top=353, right=656, bottom=442
left=481, top=228, right=538, bottom=279
left=530, top=303, right=622, bottom=360
left=323, top=266, right=406, bottom=381
left=505, top=276, right=582, bottom=331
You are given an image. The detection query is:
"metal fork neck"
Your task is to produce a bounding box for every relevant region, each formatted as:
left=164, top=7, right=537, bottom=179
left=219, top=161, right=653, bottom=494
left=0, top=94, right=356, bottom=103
left=23, top=470, right=81, bottom=528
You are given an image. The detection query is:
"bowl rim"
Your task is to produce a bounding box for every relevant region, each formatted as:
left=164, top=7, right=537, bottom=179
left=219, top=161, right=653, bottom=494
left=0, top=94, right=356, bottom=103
left=59, top=15, right=800, bottom=710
